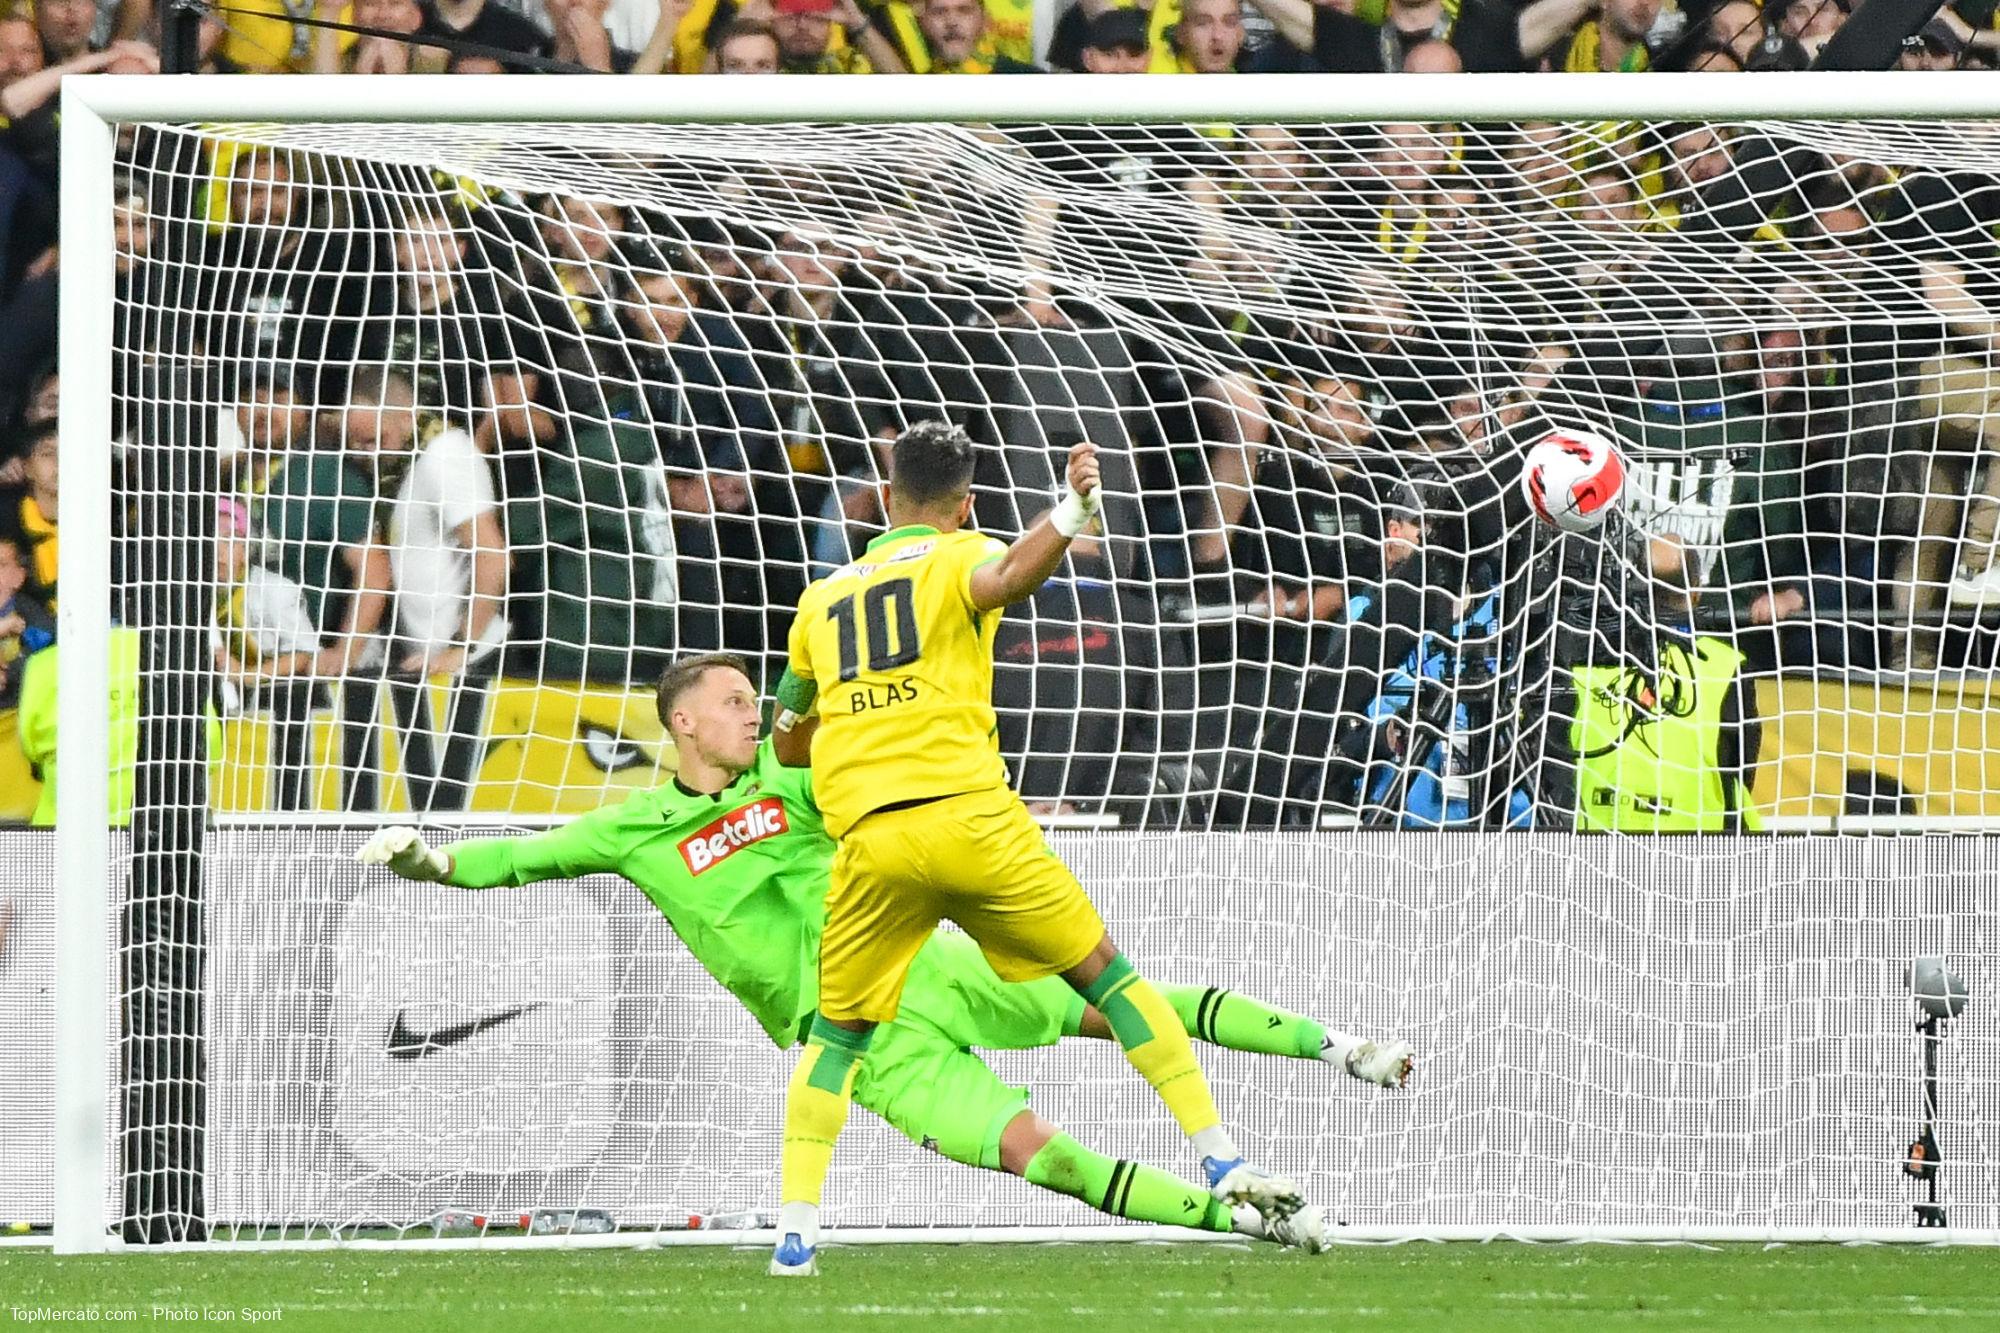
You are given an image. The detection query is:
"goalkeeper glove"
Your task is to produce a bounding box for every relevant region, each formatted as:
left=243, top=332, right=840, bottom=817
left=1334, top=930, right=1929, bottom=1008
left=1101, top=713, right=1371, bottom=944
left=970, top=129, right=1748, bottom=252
left=355, top=826, right=452, bottom=882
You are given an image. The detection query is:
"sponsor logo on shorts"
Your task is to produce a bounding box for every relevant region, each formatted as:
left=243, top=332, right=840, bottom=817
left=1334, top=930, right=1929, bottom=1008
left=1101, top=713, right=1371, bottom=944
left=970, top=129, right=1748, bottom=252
left=679, top=798, right=789, bottom=874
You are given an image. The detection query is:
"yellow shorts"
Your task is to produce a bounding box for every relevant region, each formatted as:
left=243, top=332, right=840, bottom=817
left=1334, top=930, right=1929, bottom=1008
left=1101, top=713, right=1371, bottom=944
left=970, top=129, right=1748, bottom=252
left=818, top=785, right=1106, bottom=1025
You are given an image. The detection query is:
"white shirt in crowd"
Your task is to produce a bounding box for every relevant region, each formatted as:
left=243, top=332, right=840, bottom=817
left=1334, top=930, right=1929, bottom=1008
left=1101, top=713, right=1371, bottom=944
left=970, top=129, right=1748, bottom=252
left=212, top=564, right=322, bottom=715
left=527, top=0, right=660, bottom=52
left=239, top=565, right=321, bottom=659
left=389, top=425, right=503, bottom=658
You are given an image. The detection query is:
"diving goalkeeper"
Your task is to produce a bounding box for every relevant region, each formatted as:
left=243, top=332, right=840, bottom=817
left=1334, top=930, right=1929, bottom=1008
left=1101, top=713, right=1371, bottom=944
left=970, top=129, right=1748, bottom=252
left=358, top=653, right=1412, bottom=1254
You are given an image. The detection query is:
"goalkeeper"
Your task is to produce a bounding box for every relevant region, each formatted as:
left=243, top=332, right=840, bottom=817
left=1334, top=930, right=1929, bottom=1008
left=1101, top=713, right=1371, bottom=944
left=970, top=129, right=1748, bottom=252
left=358, top=653, right=1412, bottom=1254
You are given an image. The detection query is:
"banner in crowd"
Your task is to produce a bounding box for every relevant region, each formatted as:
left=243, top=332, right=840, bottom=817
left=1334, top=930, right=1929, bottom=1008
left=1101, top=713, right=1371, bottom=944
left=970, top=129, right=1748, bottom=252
left=164, top=671, right=2000, bottom=823
left=1750, top=676, right=2000, bottom=820
left=2, top=676, right=1999, bottom=823
left=0, top=677, right=673, bottom=822
left=213, top=677, right=673, bottom=816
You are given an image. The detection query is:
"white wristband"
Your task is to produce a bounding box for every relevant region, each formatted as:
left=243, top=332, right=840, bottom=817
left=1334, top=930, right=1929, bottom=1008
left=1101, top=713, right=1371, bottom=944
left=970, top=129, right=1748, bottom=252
left=1051, top=486, right=1100, bottom=539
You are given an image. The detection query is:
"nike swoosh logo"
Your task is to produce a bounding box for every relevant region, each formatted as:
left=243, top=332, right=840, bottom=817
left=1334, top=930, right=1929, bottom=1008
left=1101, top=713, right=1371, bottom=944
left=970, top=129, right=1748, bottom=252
left=386, top=1003, right=546, bottom=1060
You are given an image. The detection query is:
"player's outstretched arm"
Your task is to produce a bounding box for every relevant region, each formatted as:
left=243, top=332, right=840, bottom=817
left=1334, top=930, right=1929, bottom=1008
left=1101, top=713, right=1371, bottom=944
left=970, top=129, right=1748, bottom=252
left=967, top=440, right=1101, bottom=612
left=355, top=826, right=453, bottom=882
left=355, top=812, right=622, bottom=889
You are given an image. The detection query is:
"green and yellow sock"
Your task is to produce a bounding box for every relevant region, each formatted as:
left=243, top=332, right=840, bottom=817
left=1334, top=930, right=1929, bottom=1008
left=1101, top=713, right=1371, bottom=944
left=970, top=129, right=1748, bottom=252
left=1077, top=955, right=1222, bottom=1138
left=1160, top=984, right=1327, bottom=1061
left=778, top=1016, right=872, bottom=1209
left=1023, top=1132, right=1234, bottom=1234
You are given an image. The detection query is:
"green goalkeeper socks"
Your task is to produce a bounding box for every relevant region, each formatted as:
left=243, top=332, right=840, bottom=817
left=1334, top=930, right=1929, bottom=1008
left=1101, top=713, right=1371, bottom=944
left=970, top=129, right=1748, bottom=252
left=1023, top=1132, right=1234, bottom=1234
left=1159, top=985, right=1327, bottom=1061
left=1063, top=979, right=1358, bottom=1070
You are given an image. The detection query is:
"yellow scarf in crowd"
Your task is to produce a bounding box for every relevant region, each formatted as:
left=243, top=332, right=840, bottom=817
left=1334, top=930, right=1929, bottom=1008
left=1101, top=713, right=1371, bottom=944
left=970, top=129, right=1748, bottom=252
left=1376, top=206, right=1432, bottom=263
left=1564, top=19, right=1651, bottom=72
left=217, top=585, right=261, bottom=669
left=880, top=0, right=1032, bottom=71
left=1351, top=0, right=1463, bottom=24
left=16, top=493, right=55, bottom=610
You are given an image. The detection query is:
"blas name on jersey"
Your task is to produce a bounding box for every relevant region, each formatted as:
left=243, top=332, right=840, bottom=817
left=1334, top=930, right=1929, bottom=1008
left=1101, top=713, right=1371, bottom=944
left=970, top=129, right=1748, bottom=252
left=846, top=678, right=922, bottom=713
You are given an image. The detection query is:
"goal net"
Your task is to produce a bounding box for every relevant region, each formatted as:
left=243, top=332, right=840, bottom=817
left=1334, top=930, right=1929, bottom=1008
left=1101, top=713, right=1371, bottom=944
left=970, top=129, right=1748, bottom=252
left=39, top=77, right=2000, bottom=1247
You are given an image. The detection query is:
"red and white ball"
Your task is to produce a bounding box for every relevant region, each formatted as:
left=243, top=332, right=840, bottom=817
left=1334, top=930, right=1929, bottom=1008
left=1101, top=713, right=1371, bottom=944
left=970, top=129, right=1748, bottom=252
left=1521, top=428, right=1625, bottom=534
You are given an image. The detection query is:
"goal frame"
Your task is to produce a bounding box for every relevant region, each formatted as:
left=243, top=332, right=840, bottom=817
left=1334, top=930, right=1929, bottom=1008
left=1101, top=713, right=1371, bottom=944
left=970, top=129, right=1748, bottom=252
left=54, top=71, right=2000, bottom=1255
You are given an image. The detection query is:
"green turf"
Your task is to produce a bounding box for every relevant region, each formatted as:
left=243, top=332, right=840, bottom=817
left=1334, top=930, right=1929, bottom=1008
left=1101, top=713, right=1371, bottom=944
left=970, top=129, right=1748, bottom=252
left=3, top=1241, right=1996, bottom=1332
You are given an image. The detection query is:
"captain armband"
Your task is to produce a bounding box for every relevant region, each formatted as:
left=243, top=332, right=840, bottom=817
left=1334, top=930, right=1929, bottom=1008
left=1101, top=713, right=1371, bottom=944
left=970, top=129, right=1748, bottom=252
left=774, top=669, right=817, bottom=732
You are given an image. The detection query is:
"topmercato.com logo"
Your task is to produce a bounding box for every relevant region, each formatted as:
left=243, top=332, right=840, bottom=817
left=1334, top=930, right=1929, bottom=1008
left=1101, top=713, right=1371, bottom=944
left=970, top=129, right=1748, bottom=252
left=8, top=1307, right=283, bottom=1323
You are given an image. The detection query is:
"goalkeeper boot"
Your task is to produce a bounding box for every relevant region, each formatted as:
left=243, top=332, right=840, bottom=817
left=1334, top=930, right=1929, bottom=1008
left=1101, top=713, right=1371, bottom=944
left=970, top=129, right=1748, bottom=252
left=1338, top=1038, right=1415, bottom=1090
left=1244, top=1202, right=1330, bottom=1255
left=768, top=1232, right=818, bottom=1278
left=1204, top=1155, right=1303, bottom=1224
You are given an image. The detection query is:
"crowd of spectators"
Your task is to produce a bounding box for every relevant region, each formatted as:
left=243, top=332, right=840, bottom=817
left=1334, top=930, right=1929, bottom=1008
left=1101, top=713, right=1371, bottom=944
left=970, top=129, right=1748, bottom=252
left=0, top=0, right=1988, bottom=81
left=2, top=0, right=1999, bottom=828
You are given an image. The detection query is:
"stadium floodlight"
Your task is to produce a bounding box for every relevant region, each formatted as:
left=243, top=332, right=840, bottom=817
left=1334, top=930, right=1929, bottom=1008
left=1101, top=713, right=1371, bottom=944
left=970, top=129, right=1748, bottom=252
left=45, top=72, right=2000, bottom=1256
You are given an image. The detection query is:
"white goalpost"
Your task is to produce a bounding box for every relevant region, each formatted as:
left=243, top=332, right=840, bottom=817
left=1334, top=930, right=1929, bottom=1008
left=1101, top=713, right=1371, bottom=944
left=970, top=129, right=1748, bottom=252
left=46, top=73, right=2000, bottom=1254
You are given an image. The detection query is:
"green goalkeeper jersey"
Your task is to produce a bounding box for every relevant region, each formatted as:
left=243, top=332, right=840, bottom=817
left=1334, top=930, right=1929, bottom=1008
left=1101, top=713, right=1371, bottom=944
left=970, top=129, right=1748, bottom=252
left=442, top=742, right=828, bottom=1046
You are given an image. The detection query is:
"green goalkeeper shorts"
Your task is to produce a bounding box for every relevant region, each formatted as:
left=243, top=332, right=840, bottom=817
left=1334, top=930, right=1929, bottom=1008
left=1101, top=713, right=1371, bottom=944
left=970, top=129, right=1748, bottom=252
left=854, top=931, right=1085, bottom=1171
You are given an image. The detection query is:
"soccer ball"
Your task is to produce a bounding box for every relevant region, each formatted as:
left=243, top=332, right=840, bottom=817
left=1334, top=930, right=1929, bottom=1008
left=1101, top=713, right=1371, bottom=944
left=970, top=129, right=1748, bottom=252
left=1521, top=428, right=1625, bottom=534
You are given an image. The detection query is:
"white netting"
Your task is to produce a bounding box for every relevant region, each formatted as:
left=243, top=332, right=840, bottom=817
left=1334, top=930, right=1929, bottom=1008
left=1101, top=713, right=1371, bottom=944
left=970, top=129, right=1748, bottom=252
left=50, top=111, right=2000, bottom=1241
left=101, top=115, right=2000, bottom=827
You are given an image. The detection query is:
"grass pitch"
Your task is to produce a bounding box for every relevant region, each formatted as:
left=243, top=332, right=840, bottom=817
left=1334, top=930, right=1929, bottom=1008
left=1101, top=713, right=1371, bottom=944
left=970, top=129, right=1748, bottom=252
left=3, top=1240, right=1996, bottom=1332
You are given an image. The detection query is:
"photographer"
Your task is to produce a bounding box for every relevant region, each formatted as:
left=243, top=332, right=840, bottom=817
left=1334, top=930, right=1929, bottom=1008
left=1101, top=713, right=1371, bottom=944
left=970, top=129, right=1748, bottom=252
left=1333, top=473, right=1534, bottom=830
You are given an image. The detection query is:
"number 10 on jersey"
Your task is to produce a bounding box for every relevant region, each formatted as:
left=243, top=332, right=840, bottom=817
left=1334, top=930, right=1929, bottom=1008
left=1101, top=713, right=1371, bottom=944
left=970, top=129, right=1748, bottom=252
left=828, top=577, right=920, bottom=682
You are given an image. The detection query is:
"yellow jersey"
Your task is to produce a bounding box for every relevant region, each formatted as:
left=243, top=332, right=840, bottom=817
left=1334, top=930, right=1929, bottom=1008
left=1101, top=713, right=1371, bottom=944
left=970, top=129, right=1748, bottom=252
left=789, top=524, right=1011, bottom=837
